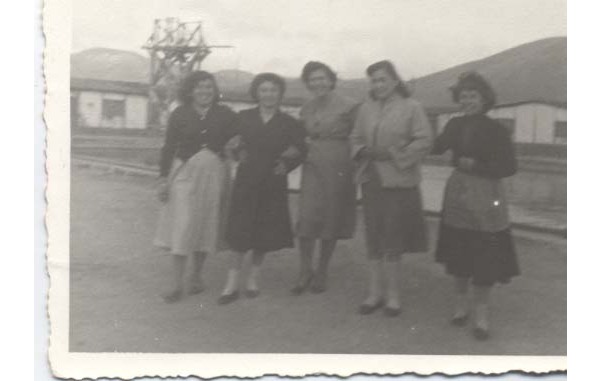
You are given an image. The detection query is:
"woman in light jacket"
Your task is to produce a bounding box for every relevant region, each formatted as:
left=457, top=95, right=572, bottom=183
left=351, top=60, right=432, bottom=317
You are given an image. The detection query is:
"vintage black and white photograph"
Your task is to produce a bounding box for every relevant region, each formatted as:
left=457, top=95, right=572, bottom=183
left=45, top=0, right=566, bottom=377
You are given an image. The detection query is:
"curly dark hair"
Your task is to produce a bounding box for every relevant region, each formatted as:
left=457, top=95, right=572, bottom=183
left=301, top=61, right=337, bottom=89
left=178, top=70, right=221, bottom=106
left=249, top=72, right=286, bottom=102
left=450, top=71, right=497, bottom=112
left=366, top=60, right=411, bottom=98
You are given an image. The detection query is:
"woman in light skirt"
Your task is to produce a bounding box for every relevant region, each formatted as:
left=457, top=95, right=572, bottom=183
left=154, top=71, right=238, bottom=303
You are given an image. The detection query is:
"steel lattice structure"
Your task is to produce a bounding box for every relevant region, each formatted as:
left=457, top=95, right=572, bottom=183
left=143, top=18, right=231, bottom=128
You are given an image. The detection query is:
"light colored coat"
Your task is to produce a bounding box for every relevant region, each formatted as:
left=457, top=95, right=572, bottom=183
left=351, top=93, right=433, bottom=188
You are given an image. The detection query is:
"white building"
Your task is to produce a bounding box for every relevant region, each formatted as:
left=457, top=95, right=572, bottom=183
left=70, top=78, right=149, bottom=130
left=435, top=100, right=567, bottom=145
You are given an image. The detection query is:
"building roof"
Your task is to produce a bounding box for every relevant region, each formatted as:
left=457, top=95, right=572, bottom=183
left=71, top=77, right=149, bottom=96
left=430, top=99, right=567, bottom=116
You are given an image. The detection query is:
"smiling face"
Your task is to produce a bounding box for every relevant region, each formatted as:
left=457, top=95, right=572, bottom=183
left=307, top=69, right=334, bottom=98
left=369, top=68, right=399, bottom=101
left=191, top=79, right=216, bottom=107
left=459, top=89, right=485, bottom=115
left=256, top=80, right=282, bottom=108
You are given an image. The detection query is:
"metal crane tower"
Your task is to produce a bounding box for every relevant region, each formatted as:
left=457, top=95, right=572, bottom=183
left=143, top=18, right=231, bottom=128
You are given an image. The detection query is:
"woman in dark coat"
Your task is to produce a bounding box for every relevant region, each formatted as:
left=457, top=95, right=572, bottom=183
left=219, top=73, right=307, bottom=304
left=432, top=71, right=519, bottom=340
left=154, top=71, right=238, bottom=303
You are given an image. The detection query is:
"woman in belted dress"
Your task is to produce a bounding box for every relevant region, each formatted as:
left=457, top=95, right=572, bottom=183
left=432, top=71, right=519, bottom=340
left=154, top=71, right=238, bottom=303
left=218, top=73, right=307, bottom=304
left=292, top=61, right=359, bottom=295
left=351, top=60, right=432, bottom=317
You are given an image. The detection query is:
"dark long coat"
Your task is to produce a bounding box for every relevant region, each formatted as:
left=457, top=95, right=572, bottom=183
left=226, top=107, right=307, bottom=253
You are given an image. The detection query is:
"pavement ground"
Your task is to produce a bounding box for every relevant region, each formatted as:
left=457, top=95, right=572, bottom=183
left=69, top=166, right=566, bottom=355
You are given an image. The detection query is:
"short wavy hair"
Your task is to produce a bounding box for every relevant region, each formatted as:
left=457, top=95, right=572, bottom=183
left=366, top=60, right=411, bottom=98
left=450, top=71, right=497, bottom=112
left=178, top=70, right=221, bottom=106
left=301, top=61, right=337, bottom=89
left=249, top=72, right=286, bottom=102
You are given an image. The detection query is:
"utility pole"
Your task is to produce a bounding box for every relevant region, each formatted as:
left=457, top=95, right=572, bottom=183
left=142, top=18, right=232, bottom=128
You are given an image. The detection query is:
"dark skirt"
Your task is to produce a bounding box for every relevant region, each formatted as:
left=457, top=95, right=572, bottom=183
left=436, top=170, right=520, bottom=285
left=361, top=180, right=428, bottom=259
left=225, top=166, right=294, bottom=253
left=435, top=224, right=520, bottom=286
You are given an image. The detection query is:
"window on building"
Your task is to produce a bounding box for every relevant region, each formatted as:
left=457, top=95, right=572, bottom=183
left=495, top=118, right=516, bottom=136
left=101, top=98, right=126, bottom=128
left=554, top=121, right=567, bottom=144
left=102, top=99, right=126, bottom=119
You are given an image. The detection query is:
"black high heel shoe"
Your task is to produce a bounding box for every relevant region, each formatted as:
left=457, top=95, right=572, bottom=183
left=217, top=291, right=240, bottom=305
left=472, top=326, right=490, bottom=341
left=450, top=313, right=469, bottom=327
left=358, top=300, right=384, bottom=315
left=290, top=273, right=313, bottom=295
left=383, top=306, right=402, bottom=317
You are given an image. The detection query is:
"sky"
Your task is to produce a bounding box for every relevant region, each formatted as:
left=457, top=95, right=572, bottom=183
left=72, top=0, right=566, bottom=79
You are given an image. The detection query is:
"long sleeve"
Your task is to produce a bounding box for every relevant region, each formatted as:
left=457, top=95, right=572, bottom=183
left=158, top=111, right=180, bottom=177
left=386, top=102, right=433, bottom=170
left=207, top=108, right=239, bottom=154
left=282, top=120, right=308, bottom=172
left=472, top=124, right=518, bottom=178
left=350, top=104, right=367, bottom=160
left=431, top=118, right=456, bottom=155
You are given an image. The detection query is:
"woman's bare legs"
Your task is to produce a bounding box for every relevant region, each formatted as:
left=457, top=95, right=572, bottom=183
left=311, top=239, right=337, bottom=293
left=452, top=277, right=470, bottom=320
left=362, top=259, right=384, bottom=306
left=472, top=285, right=492, bottom=338
left=163, top=254, right=186, bottom=303
left=220, top=250, right=244, bottom=297
left=189, top=251, right=207, bottom=294
left=383, top=254, right=402, bottom=313
left=293, top=237, right=315, bottom=294
left=246, top=250, right=266, bottom=294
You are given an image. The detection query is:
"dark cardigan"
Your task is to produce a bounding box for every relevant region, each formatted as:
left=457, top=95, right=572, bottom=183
left=158, top=104, right=238, bottom=177
left=431, top=114, right=517, bottom=178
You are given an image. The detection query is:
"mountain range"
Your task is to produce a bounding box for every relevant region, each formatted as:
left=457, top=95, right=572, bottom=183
left=71, top=36, right=566, bottom=109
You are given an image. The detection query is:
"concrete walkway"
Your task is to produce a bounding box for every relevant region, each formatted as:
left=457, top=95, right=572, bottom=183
left=69, top=166, right=566, bottom=355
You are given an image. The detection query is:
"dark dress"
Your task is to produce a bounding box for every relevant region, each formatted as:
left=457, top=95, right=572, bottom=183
left=226, top=108, right=307, bottom=253
left=432, top=114, right=520, bottom=286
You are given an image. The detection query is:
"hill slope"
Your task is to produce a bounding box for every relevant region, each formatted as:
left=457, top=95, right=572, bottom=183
left=70, top=37, right=566, bottom=108
left=71, top=47, right=150, bottom=83
left=411, top=37, right=566, bottom=109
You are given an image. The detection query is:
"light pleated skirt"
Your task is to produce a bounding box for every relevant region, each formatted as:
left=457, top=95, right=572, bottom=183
left=154, top=149, right=231, bottom=256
